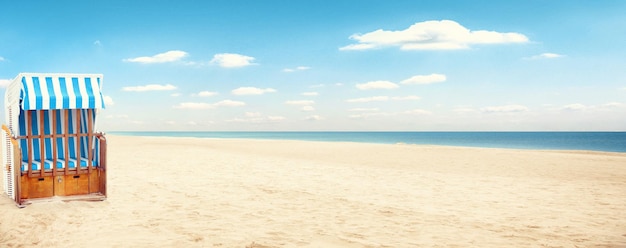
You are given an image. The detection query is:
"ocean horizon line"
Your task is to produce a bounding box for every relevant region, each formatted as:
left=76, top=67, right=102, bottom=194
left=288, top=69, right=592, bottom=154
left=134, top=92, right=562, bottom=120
left=110, top=131, right=626, bottom=153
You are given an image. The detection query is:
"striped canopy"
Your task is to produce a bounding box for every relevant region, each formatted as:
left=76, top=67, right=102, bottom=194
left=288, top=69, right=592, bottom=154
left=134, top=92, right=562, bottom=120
left=17, top=73, right=105, bottom=110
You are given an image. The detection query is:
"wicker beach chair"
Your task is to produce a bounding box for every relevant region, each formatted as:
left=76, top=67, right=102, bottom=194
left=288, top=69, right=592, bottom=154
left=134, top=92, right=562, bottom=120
left=2, top=73, right=107, bottom=207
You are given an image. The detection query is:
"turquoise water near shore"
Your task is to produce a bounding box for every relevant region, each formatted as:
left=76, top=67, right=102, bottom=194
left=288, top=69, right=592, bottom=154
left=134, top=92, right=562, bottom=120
left=111, top=131, right=626, bottom=153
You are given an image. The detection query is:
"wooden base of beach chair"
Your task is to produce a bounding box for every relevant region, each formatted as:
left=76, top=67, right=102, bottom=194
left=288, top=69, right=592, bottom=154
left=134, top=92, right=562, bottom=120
left=17, top=193, right=106, bottom=208
left=18, top=168, right=106, bottom=206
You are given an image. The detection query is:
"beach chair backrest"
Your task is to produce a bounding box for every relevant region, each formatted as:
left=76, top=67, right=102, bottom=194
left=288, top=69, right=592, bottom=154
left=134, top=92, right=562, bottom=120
left=17, top=109, right=98, bottom=162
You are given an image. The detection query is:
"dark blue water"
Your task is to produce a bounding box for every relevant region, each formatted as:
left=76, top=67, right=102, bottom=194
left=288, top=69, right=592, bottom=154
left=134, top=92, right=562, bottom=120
left=110, top=131, right=626, bottom=153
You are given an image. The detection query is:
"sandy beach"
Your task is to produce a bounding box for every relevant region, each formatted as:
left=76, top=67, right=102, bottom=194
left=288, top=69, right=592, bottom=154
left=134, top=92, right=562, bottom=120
left=1, top=135, right=625, bottom=247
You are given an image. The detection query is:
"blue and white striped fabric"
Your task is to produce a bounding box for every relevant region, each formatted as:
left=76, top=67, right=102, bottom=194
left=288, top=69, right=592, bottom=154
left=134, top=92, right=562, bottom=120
left=19, top=74, right=105, bottom=110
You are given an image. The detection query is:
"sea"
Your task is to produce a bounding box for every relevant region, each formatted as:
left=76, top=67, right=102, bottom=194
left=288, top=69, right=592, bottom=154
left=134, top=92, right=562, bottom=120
left=110, top=131, right=626, bottom=153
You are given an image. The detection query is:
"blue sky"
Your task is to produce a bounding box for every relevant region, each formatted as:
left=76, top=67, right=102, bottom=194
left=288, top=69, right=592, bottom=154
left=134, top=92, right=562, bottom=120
left=1, top=0, right=625, bottom=131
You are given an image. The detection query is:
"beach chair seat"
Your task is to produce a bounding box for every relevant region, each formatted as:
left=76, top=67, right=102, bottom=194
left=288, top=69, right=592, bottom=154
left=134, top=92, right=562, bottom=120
left=66, top=157, right=98, bottom=168
left=20, top=160, right=60, bottom=171
left=20, top=157, right=98, bottom=171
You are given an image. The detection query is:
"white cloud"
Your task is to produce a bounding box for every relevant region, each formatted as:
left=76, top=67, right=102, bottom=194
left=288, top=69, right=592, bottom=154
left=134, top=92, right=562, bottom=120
left=561, top=103, right=587, bottom=111
left=285, top=100, right=315, bottom=105
left=171, top=93, right=181, bottom=97
left=340, top=20, right=528, bottom=51
left=195, top=91, right=218, bottom=97
left=391, top=96, right=421, bottom=101
left=526, top=53, right=564, bottom=60
left=0, top=56, right=5, bottom=61
left=124, top=50, right=188, bottom=64
left=309, top=84, right=325, bottom=88
left=348, top=108, right=379, bottom=112
left=356, top=80, right=399, bottom=90
left=213, top=100, right=246, bottom=107
left=481, top=104, right=529, bottom=113
left=187, top=121, right=198, bottom=126
left=301, top=92, right=319, bottom=96
left=94, top=40, right=102, bottom=46
left=210, top=53, right=256, bottom=68
left=103, top=95, right=114, bottom=106
left=301, top=106, right=315, bottom=112
left=283, top=66, right=311, bottom=72
left=400, top=74, right=447, bottom=85
left=0, top=79, right=11, bottom=88
left=173, top=102, right=214, bottom=109
left=305, top=115, right=323, bottom=121
left=231, top=87, right=276, bottom=95
left=345, top=96, right=389, bottom=103
left=122, top=84, right=177, bottom=92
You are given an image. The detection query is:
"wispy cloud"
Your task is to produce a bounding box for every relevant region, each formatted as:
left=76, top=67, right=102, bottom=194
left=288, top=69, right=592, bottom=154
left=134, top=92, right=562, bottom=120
left=122, top=84, right=177, bottom=92
left=348, top=108, right=379, bottom=112
left=400, top=74, right=446, bottom=85
left=561, top=103, right=587, bottom=111
left=391, top=96, right=420, bottom=101
left=124, top=50, right=188, bottom=64
left=94, top=40, right=102, bottom=46
left=213, top=100, right=246, bottom=107
left=481, top=104, right=529, bottom=113
left=285, top=100, right=315, bottom=105
left=231, top=87, right=276, bottom=95
left=301, top=92, right=319, bottom=96
left=173, top=102, right=214, bottom=110
left=349, top=109, right=431, bottom=118
left=556, top=102, right=626, bottom=112
left=345, top=96, right=389, bottom=103
left=602, top=102, right=625, bottom=108
left=559, top=102, right=625, bottom=112
left=525, top=53, right=564, bottom=60
left=173, top=99, right=246, bottom=109
left=356, top=80, right=399, bottom=90
left=283, top=66, right=311, bottom=72
left=340, top=20, right=528, bottom=51
left=0, top=56, right=5, bottom=62
left=210, top=53, right=256, bottom=68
